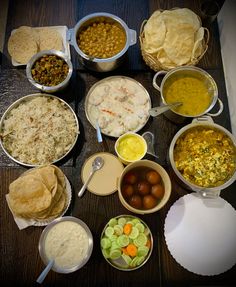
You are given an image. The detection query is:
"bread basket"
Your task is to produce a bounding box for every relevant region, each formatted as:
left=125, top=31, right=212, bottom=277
left=139, top=9, right=209, bottom=71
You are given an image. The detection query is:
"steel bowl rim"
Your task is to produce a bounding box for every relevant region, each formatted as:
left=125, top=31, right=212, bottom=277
left=26, top=49, right=73, bottom=92
left=38, top=216, right=93, bottom=274
left=0, top=93, right=79, bottom=167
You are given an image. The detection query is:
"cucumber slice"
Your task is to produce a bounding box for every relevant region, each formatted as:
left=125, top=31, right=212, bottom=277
left=137, top=245, right=149, bottom=257
left=108, top=218, right=118, bottom=227
left=102, top=248, right=110, bottom=259
left=133, top=233, right=148, bottom=247
left=131, top=218, right=140, bottom=225
left=136, top=256, right=145, bottom=266
left=130, top=256, right=139, bottom=267
left=135, top=222, right=145, bottom=233
left=110, top=249, right=122, bottom=260
left=101, top=238, right=111, bottom=249
left=105, top=226, right=114, bottom=238
left=126, top=221, right=134, bottom=226
left=121, top=254, right=132, bottom=266
left=114, top=224, right=123, bottom=236
left=117, top=234, right=130, bottom=247
left=109, top=234, right=118, bottom=242
left=118, top=217, right=126, bottom=226
left=110, top=241, right=120, bottom=250
left=129, top=227, right=139, bottom=240
left=144, top=227, right=150, bottom=236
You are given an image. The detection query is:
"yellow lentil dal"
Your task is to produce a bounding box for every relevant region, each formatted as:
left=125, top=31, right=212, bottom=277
left=77, top=21, right=126, bottom=59
left=163, top=75, right=212, bottom=116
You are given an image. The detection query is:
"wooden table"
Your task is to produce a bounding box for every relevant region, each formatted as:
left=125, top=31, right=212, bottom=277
left=1, top=0, right=235, bottom=286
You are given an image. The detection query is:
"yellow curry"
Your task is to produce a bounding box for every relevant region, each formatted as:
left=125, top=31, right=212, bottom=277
left=174, top=127, right=236, bottom=187
left=163, top=75, right=212, bottom=116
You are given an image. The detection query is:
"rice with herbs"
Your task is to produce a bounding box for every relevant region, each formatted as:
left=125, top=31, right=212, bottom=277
left=1, top=96, right=78, bottom=165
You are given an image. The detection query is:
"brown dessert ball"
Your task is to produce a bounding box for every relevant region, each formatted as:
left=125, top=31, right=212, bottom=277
left=123, top=172, right=137, bottom=184
left=146, top=170, right=161, bottom=185
left=143, top=195, right=157, bottom=209
left=137, top=181, right=150, bottom=195
left=129, top=194, right=142, bottom=209
left=151, top=184, right=164, bottom=199
left=122, top=184, right=134, bottom=198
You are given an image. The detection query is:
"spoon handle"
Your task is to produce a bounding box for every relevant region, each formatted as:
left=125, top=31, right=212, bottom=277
left=149, top=102, right=182, bottom=117
left=78, top=170, right=94, bottom=198
left=36, top=259, right=54, bottom=284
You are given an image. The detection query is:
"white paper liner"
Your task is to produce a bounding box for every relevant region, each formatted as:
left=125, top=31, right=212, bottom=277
left=164, top=193, right=236, bottom=276
left=10, top=26, right=71, bottom=66
left=6, top=175, right=72, bottom=230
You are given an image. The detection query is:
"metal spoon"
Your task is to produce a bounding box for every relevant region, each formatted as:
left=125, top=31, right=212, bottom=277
left=142, top=131, right=159, bottom=159
left=36, top=259, right=54, bottom=284
left=78, top=156, right=104, bottom=198
left=149, top=102, right=182, bottom=117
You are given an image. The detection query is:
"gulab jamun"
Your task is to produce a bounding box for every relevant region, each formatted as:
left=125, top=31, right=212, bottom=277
left=146, top=170, right=161, bottom=185
left=151, top=184, right=164, bottom=199
left=143, top=195, right=157, bottom=209
left=123, top=172, right=137, bottom=184
left=122, top=184, right=134, bottom=198
left=137, top=181, right=150, bottom=195
left=129, top=194, right=142, bottom=209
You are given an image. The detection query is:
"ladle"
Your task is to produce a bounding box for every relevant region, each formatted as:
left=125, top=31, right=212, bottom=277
left=149, top=102, right=182, bottom=117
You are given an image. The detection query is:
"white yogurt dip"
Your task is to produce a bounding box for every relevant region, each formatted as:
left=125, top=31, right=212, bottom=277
left=44, top=221, right=89, bottom=270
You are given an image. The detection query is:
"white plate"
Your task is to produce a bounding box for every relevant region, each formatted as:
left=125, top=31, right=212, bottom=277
left=10, top=25, right=71, bottom=66
left=6, top=174, right=72, bottom=229
left=164, top=193, right=236, bottom=276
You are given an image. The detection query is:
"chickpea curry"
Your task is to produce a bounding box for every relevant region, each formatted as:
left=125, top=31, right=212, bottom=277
left=77, top=20, right=126, bottom=59
left=174, top=127, right=236, bottom=187
left=31, top=55, right=69, bottom=86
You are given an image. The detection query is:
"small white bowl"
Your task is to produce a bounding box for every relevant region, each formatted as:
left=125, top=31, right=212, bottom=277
left=115, top=132, right=147, bottom=165
left=38, top=216, right=93, bottom=274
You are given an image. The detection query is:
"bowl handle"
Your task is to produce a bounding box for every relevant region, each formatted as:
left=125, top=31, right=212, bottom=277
left=66, top=28, right=75, bottom=46
left=128, top=29, right=137, bottom=46
left=192, top=115, right=214, bottom=124
left=206, top=98, right=224, bottom=117
left=199, top=189, right=221, bottom=198
left=152, top=71, right=167, bottom=91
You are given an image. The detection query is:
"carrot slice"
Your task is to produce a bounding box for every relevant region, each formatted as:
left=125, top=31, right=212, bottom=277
left=122, top=247, right=129, bottom=255
left=123, top=223, right=132, bottom=235
left=126, top=244, right=137, bottom=257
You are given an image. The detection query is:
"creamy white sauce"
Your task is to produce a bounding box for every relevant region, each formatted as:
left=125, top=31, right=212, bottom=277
left=44, top=221, right=89, bottom=270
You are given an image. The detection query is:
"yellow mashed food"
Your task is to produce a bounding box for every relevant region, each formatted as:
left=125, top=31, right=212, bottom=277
left=174, top=127, right=236, bottom=187
left=164, top=75, right=211, bottom=116
left=116, top=134, right=146, bottom=161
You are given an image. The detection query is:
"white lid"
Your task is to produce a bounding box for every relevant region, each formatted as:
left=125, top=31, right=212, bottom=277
left=164, top=193, right=236, bottom=275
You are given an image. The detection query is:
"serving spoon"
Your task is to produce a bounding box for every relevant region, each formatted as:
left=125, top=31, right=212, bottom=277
left=78, top=156, right=104, bottom=198
left=149, top=102, right=182, bottom=117
left=36, top=259, right=54, bottom=284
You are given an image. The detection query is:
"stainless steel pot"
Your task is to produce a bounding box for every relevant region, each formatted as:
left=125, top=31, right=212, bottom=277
left=169, top=116, right=236, bottom=198
left=67, top=12, right=137, bottom=72
left=153, top=66, right=223, bottom=123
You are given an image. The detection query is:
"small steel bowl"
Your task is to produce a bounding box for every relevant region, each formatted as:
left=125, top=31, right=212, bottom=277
left=38, top=216, right=93, bottom=274
left=26, top=50, right=73, bottom=93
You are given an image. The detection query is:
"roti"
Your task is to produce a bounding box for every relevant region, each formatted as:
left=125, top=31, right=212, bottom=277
left=38, top=28, right=62, bottom=51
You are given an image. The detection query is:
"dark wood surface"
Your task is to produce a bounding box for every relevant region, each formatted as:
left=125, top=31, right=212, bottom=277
left=1, top=0, right=235, bottom=286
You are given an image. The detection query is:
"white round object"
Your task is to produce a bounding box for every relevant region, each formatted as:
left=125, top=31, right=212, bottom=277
left=164, top=193, right=236, bottom=276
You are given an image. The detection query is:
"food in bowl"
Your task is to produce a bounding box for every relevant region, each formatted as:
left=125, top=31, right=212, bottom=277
left=163, top=73, right=212, bottom=116
left=100, top=215, right=153, bottom=270
left=121, top=166, right=164, bottom=210
left=174, top=126, right=236, bottom=187
left=31, top=54, right=69, bottom=86
left=115, top=132, right=147, bottom=164
left=77, top=20, right=126, bottom=58
left=39, top=217, right=93, bottom=273
left=86, top=76, right=151, bottom=137
left=141, top=8, right=207, bottom=70
left=0, top=94, right=79, bottom=166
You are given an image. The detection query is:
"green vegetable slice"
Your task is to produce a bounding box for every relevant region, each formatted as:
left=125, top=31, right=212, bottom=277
left=110, top=241, right=120, bottom=250
left=136, top=256, right=145, bottom=266
left=109, top=234, right=118, bottom=242
left=129, top=226, right=139, bottom=239
left=110, top=249, right=122, bottom=260
left=102, top=248, right=110, bottom=259
left=108, top=218, right=118, bottom=227
left=105, top=226, right=114, bottom=238
left=101, top=238, right=111, bottom=249
left=121, top=253, right=132, bottom=266
left=131, top=218, right=140, bottom=225
left=134, top=233, right=147, bottom=247
left=114, top=224, right=123, bottom=236
left=130, top=256, right=139, bottom=267
left=117, top=234, right=129, bottom=247
left=137, top=245, right=149, bottom=257
left=118, top=217, right=126, bottom=226
left=135, top=222, right=145, bottom=233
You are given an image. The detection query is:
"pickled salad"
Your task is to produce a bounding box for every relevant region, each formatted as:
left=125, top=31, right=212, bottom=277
left=100, top=216, right=152, bottom=269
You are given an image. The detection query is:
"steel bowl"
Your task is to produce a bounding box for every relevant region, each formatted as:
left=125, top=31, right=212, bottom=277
left=169, top=116, right=236, bottom=198
left=0, top=93, right=79, bottom=167
left=152, top=66, right=224, bottom=123
left=26, top=50, right=73, bottom=93
left=38, top=216, right=93, bottom=274
left=67, top=12, right=137, bottom=72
